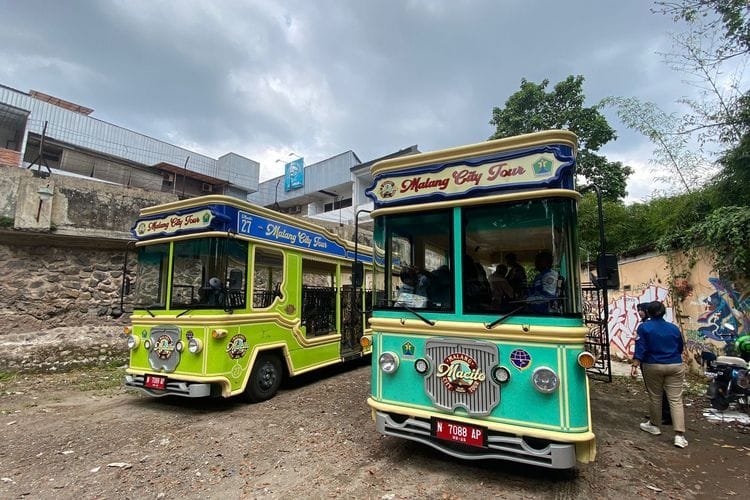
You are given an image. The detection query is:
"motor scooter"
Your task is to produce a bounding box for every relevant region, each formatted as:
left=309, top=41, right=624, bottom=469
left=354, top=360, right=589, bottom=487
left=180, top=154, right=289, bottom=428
left=703, top=351, right=750, bottom=411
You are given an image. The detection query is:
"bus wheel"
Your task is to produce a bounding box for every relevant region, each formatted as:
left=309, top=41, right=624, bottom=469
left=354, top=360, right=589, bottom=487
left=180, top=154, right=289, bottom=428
left=242, top=353, right=283, bottom=403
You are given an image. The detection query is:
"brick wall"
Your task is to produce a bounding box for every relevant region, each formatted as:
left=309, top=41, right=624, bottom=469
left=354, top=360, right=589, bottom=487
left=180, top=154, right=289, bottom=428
left=0, top=148, right=21, bottom=168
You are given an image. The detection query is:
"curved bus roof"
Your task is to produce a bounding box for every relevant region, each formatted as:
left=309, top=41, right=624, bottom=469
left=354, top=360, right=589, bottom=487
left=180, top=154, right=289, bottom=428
left=365, top=130, right=577, bottom=209
left=131, top=195, right=373, bottom=264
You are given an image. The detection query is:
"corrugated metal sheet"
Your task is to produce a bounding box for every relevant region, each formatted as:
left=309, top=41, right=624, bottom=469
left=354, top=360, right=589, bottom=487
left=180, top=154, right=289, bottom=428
left=0, top=85, right=258, bottom=193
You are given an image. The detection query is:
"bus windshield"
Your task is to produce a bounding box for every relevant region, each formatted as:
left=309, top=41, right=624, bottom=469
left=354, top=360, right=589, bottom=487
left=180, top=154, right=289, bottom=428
left=462, top=197, right=580, bottom=316
left=170, top=237, right=248, bottom=310
left=372, top=197, right=580, bottom=317
left=133, top=243, right=169, bottom=309
left=374, top=209, right=454, bottom=311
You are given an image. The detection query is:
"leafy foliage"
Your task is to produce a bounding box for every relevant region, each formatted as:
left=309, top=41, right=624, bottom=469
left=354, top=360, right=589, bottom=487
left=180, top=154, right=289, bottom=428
left=658, top=205, right=750, bottom=284
left=489, top=75, right=633, bottom=201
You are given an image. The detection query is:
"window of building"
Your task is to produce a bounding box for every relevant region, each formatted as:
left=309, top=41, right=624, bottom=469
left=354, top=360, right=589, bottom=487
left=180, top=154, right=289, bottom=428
left=323, top=198, right=352, bottom=212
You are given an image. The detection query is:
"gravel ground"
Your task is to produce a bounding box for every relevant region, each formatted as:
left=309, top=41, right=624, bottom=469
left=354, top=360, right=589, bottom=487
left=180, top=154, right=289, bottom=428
left=0, top=360, right=748, bottom=499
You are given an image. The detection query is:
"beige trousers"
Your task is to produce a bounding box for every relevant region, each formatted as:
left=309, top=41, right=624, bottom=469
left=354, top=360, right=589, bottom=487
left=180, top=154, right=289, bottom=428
left=641, top=363, right=686, bottom=433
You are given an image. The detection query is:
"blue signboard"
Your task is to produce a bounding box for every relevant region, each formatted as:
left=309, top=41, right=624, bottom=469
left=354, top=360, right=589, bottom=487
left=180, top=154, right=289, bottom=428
left=132, top=203, right=372, bottom=263
left=237, top=210, right=372, bottom=263
left=284, top=157, right=304, bottom=192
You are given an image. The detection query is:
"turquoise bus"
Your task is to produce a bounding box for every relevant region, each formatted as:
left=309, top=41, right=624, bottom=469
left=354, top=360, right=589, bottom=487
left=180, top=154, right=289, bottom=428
left=363, top=130, right=615, bottom=469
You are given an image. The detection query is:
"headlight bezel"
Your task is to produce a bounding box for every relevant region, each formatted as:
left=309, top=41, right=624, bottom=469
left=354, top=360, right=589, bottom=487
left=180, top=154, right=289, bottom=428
left=531, top=366, right=559, bottom=393
left=378, top=351, right=400, bottom=374
left=187, top=338, right=203, bottom=354
left=126, top=334, right=139, bottom=350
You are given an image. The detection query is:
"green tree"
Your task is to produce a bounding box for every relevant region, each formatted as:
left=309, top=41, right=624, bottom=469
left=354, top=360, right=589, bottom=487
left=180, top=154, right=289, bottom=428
left=489, top=76, right=633, bottom=201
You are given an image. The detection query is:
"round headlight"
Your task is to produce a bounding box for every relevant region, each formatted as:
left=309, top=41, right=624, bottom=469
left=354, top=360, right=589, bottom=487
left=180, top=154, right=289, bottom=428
left=379, top=352, right=400, bottom=374
left=144, top=339, right=151, bottom=349
left=126, top=335, right=139, bottom=350
left=531, top=367, right=559, bottom=393
left=188, top=338, right=203, bottom=354
left=492, top=366, right=511, bottom=384
left=175, top=341, right=184, bottom=353
left=414, top=358, right=429, bottom=374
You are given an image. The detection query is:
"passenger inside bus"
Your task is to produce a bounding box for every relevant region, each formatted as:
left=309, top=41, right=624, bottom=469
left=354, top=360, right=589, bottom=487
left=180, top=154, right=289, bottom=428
left=394, top=266, right=428, bottom=308
left=205, top=277, right=226, bottom=307
left=490, top=263, right=514, bottom=307
left=527, top=250, right=561, bottom=313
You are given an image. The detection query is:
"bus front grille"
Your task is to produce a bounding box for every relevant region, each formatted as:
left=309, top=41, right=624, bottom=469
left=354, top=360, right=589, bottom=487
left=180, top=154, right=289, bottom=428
left=423, top=338, right=500, bottom=416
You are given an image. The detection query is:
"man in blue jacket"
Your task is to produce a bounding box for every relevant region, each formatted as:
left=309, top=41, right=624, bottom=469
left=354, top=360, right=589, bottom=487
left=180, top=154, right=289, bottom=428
left=631, top=301, right=688, bottom=448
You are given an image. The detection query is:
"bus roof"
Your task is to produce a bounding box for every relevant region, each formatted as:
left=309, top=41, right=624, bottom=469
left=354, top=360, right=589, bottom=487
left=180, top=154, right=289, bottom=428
left=365, top=130, right=577, bottom=208
left=131, top=195, right=373, bottom=263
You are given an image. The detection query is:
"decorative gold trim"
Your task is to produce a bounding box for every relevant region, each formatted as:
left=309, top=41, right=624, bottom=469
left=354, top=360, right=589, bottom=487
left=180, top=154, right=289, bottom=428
left=369, top=318, right=588, bottom=344
left=370, top=189, right=580, bottom=217
left=129, top=313, right=341, bottom=348
left=368, top=398, right=594, bottom=442
left=370, top=130, right=577, bottom=176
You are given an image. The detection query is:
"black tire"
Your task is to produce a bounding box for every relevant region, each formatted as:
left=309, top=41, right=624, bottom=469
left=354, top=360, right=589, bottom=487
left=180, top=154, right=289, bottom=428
left=241, top=353, right=283, bottom=403
left=710, top=396, right=730, bottom=411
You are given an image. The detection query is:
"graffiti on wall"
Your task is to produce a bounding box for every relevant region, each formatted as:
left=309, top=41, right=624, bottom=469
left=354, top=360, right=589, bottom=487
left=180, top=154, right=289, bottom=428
left=607, top=285, right=673, bottom=359
left=696, top=277, right=749, bottom=344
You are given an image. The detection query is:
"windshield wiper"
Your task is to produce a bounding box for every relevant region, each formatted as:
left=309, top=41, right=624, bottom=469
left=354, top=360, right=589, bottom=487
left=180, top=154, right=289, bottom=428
left=485, top=305, right=525, bottom=329
left=402, top=306, right=435, bottom=326
left=176, top=309, right=192, bottom=318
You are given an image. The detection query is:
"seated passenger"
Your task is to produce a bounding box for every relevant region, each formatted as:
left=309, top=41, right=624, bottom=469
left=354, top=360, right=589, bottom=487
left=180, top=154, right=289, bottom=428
left=428, top=265, right=451, bottom=308
left=490, top=263, right=514, bottom=307
left=463, top=255, right=492, bottom=311
left=505, top=253, right=528, bottom=299
left=527, top=251, right=560, bottom=313
left=394, top=266, right=428, bottom=308
left=206, top=277, right=226, bottom=307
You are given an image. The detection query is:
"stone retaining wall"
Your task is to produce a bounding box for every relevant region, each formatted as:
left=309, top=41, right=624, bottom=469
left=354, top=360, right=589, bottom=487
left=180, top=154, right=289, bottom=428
left=0, top=243, right=136, bottom=333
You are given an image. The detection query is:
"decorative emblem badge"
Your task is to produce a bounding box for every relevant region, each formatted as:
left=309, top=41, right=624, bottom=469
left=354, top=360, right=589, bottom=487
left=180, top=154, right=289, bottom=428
left=154, top=334, right=175, bottom=360
left=147, top=327, right=182, bottom=372
left=435, top=353, right=485, bottom=394
left=510, top=349, right=532, bottom=370
left=227, top=334, right=249, bottom=359
left=401, top=342, right=415, bottom=357
left=532, top=157, right=553, bottom=176
left=379, top=180, right=395, bottom=198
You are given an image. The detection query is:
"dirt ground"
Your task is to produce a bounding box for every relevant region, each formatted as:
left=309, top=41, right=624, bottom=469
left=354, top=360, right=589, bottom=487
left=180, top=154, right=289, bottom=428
left=0, top=360, right=748, bottom=500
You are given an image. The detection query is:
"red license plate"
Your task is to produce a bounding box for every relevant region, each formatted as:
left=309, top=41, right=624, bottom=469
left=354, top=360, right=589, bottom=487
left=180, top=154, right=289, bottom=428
left=432, top=418, right=486, bottom=448
left=144, top=375, right=166, bottom=390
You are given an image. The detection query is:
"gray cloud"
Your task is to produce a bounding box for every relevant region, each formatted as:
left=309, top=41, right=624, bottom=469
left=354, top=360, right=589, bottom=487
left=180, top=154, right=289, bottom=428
left=1, top=0, right=706, bottom=194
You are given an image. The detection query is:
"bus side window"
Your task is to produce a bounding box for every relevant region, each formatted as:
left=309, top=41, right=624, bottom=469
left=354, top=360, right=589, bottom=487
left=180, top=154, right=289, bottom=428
left=301, top=259, right=337, bottom=336
left=253, top=247, right=284, bottom=308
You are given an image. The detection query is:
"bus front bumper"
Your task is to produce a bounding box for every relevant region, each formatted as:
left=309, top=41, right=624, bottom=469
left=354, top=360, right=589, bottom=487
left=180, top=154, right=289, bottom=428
left=125, top=374, right=212, bottom=398
left=373, top=409, right=584, bottom=470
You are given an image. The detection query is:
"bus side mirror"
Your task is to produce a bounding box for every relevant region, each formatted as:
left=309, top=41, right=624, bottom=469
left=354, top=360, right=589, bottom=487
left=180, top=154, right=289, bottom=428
left=352, top=262, right=364, bottom=288
left=596, top=253, right=620, bottom=290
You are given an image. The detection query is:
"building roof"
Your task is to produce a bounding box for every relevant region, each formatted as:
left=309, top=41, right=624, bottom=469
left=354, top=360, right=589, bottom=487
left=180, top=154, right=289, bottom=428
left=152, top=162, right=229, bottom=185
left=351, top=145, right=420, bottom=172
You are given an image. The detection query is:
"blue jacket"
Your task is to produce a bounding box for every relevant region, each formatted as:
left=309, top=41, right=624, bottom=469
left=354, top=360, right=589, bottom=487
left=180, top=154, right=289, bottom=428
left=634, top=318, right=683, bottom=364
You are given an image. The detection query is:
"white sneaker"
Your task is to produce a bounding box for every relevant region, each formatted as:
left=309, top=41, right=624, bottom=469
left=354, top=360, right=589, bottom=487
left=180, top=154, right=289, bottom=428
left=639, top=421, right=661, bottom=435
left=674, top=435, right=688, bottom=448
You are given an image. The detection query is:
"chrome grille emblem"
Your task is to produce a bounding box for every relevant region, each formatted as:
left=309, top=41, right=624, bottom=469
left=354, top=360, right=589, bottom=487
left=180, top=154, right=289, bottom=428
left=424, top=338, right=500, bottom=416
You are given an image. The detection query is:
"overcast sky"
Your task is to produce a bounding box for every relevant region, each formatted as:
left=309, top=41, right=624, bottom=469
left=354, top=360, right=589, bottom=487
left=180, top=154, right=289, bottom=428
left=0, top=0, right=724, bottom=201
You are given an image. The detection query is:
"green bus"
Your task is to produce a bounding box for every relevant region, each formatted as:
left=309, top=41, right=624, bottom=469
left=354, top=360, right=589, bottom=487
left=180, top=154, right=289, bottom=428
left=123, top=196, right=372, bottom=402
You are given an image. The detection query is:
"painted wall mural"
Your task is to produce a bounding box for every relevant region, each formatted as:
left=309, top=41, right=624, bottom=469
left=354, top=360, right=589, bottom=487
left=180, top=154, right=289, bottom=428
left=694, top=277, right=749, bottom=345
left=606, top=284, right=673, bottom=359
